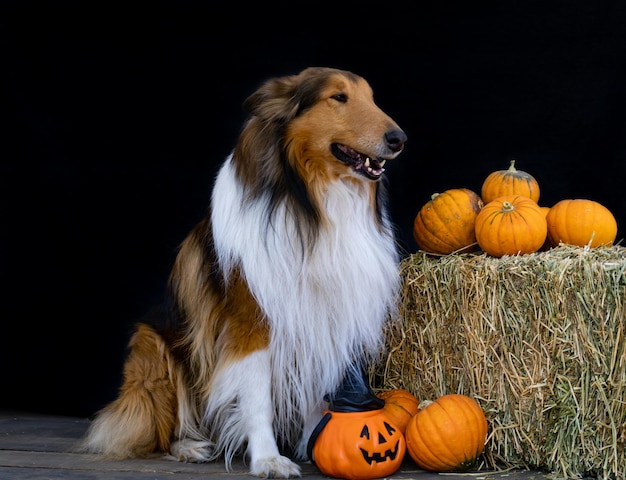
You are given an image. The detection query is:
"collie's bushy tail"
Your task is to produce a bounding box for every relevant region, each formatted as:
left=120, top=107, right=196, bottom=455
left=78, top=323, right=178, bottom=458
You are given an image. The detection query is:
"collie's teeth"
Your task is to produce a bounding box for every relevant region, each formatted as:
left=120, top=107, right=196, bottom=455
left=364, top=157, right=371, bottom=167
left=379, top=159, right=386, bottom=168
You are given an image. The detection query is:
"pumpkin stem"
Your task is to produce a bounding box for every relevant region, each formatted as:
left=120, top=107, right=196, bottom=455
left=508, top=159, right=516, bottom=171
left=418, top=399, right=434, bottom=410
left=501, top=201, right=515, bottom=212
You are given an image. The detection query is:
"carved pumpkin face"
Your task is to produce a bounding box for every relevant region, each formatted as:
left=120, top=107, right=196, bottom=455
left=309, top=409, right=406, bottom=480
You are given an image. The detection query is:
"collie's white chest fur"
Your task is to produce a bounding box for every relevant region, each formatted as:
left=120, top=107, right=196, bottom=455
left=210, top=156, right=400, bottom=446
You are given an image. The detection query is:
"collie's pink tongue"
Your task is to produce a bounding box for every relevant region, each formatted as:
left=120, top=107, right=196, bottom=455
left=336, top=143, right=386, bottom=178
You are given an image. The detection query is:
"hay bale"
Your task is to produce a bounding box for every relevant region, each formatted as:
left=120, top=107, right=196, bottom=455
left=371, top=244, right=626, bottom=479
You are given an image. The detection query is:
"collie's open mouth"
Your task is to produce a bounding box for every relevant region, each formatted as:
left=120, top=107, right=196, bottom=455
left=332, top=143, right=387, bottom=180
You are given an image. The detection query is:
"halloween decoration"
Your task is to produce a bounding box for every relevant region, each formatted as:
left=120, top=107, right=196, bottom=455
left=308, top=365, right=406, bottom=480
left=405, top=393, right=488, bottom=472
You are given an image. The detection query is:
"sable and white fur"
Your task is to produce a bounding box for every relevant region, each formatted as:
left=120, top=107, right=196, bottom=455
left=80, top=67, right=407, bottom=478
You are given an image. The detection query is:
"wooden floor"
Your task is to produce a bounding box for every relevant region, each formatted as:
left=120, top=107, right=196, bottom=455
left=0, top=410, right=553, bottom=480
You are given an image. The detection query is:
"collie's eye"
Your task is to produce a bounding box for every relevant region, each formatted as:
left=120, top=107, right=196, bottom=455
left=331, top=93, right=347, bottom=103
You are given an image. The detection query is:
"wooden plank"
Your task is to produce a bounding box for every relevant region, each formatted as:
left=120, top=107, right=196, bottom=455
left=0, top=450, right=254, bottom=475
left=0, top=410, right=554, bottom=480
left=0, top=465, right=233, bottom=480
left=0, top=410, right=90, bottom=452
left=0, top=410, right=316, bottom=478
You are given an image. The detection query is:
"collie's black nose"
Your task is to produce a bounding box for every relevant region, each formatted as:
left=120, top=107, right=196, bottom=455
left=385, top=129, right=407, bottom=153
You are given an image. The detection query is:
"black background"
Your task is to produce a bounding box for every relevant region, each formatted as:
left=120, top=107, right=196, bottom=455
left=2, top=1, right=625, bottom=418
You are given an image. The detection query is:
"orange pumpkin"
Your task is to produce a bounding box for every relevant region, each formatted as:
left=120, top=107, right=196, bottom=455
left=413, top=188, right=483, bottom=255
left=405, top=394, right=488, bottom=472
left=377, top=389, right=420, bottom=434
left=308, top=409, right=406, bottom=480
left=538, top=206, right=551, bottom=251
left=474, top=195, right=547, bottom=257
left=546, top=198, right=618, bottom=248
left=481, top=159, right=540, bottom=204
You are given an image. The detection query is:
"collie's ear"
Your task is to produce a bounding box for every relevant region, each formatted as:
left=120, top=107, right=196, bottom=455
left=242, top=74, right=302, bottom=125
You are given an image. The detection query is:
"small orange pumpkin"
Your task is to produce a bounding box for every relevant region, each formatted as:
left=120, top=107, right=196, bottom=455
left=377, top=389, right=420, bottom=434
left=474, top=195, right=547, bottom=257
left=481, top=159, right=540, bottom=204
left=309, top=408, right=406, bottom=480
left=405, top=394, right=488, bottom=472
left=546, top=198, right=618, bottom=248
left=413, top=188, right=483, bottom=255
left=538, top=206, right=551, bottom=251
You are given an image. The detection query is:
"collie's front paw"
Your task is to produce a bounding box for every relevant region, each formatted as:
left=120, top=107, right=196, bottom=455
left=250, top=455, right=302, bottom=478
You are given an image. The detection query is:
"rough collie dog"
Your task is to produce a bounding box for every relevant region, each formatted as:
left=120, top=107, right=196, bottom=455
left=80, top=67, right=407, bottom=478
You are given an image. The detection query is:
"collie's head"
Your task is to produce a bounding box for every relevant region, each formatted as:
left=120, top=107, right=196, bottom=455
left=231, top=67, right=407, bottom=234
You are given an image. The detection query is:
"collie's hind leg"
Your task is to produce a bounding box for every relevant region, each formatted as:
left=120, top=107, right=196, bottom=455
left=209, top=349, right=301, bottom=478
